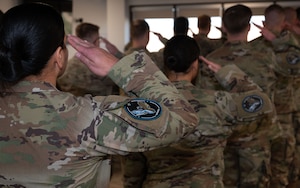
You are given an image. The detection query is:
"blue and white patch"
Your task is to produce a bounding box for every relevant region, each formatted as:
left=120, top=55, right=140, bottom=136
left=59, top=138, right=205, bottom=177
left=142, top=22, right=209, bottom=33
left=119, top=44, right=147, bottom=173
left=124, top=99, right=162, bottom=120
left=287, top=52, right=300, bottom=65
left=242, top=95, right=263, bottom=113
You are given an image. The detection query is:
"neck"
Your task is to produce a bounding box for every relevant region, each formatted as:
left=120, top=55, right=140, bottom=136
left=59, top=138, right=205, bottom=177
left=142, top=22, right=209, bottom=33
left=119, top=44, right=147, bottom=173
left=227, top=31, right=248, bottom=42
left=167, top=71, right=193, bottom=83
left=131, top=40, right=147, bottom=49
left=24, top=74, right=57, bottom=86
left=198, top=29, right=209, bottom=36
left=24, top=63, right=58, bottom=86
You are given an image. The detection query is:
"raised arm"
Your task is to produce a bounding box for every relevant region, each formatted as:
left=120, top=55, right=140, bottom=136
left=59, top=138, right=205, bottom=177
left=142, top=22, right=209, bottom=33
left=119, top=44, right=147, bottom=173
left=67, top=35, right=198, bottom=152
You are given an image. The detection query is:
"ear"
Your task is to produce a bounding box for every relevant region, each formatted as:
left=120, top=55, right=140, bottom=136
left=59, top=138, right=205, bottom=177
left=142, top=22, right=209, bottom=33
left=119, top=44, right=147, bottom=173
left=188, top=59, right=199, bottom=81
left=191, top=59, right=199, bottom=71
left=247, top=23, right=251, bottom=31
left=221, top=24, right=227, bottom=33
left=53, top=46, right=65, bottom=70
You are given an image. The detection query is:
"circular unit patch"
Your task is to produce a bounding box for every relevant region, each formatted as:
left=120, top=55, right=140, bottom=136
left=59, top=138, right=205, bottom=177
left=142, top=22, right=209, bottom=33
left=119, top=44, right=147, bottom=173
left=287, top=52, right=300, bottom=65
left=242, top=95, right=263, bottom=113
left=124, top=99, right=162, bottom=120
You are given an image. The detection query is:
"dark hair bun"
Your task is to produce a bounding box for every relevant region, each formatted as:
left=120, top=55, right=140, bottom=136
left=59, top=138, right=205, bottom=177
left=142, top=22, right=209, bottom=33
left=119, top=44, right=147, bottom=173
left=163, top=35, right=200, bottom=72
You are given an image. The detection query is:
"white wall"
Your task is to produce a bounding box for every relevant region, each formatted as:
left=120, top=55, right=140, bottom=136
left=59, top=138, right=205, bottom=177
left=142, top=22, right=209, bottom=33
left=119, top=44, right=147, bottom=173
left=107, top=0, right=128, bottom=51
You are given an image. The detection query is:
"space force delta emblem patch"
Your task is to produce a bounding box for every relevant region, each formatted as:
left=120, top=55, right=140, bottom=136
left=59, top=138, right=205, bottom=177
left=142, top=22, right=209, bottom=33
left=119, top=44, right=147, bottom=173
left=242, top=95, right=263, bottom=113
left=231, top=90, right=274, bottom=122
left=124, top=99, right=162, bottom=120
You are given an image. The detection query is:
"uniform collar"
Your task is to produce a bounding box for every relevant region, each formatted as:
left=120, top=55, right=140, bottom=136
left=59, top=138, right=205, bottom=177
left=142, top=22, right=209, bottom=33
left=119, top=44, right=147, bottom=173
left=3, top=81, right=58, bottom=93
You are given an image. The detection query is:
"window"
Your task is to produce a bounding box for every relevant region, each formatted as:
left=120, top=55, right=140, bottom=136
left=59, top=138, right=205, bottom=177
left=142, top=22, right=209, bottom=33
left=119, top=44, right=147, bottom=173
left=146, top=15, right=264, bottom=52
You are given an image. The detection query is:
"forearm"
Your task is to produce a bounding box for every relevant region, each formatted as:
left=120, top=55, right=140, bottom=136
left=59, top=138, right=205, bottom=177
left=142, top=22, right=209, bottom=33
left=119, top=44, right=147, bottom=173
left=108, top=51, right=198, bottom=141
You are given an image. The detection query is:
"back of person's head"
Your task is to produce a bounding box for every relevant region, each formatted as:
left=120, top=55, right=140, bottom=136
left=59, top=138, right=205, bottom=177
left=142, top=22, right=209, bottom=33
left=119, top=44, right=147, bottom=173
left=76, top=22, right=99, bottom=40
left=283, top=7, right=298, bottom=25
left=130, top=19, right=150, bottom=40
left=174, top=16, right=189, bottom=35
left=164, top=35, right=199, bottom=73
left=0, top=3, right=65, bottom=89
left=264, top=4, right=285, bottom=28
left=198, top=14, right=211, bottom=30
left=223, top=4, right=252, bottom=35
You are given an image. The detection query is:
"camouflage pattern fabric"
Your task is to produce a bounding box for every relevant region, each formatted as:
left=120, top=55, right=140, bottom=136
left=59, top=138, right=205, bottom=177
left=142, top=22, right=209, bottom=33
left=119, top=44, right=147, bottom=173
left=251, top=31, right=300, bottom=187
left=198, top=41, right=281, bottom=188
left=0, top=51, right=198, bottom=187
left=124, top=47, right=164, bottom=73
left=122, top=64, right=275, bottom=188
left=57, top=56, right=120, bottom=96
left=193, top=33, right=225, bottom=57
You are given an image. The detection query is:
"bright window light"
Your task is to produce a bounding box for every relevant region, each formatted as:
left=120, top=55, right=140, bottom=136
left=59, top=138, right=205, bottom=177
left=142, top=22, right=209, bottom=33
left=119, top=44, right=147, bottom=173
left=146, top=15, right=264, bottom=52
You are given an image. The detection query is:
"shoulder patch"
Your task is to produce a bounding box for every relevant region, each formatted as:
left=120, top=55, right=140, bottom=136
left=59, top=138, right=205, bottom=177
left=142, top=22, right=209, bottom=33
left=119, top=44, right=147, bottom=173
left=242, top=95, right=263, bottom=113
left=124, top=99, right=162, bottom=120
left=287, top=52, right=300, bottom=65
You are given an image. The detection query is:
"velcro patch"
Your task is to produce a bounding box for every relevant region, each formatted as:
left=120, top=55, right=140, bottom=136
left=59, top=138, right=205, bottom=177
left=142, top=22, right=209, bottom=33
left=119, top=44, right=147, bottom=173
left=231, top=90, right=274, bottom=122
left=242, top=95, right=263, bottom=113
left=124, top=99, right=162, bottom=120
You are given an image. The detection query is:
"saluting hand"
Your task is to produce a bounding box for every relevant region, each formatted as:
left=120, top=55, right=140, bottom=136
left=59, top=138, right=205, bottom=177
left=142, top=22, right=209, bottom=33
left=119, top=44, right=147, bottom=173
left=100, top=36, right=121, bottom=56
left=199, top=56, right=221, bottom=73
left=252, top=22, right=276, bottom=41
left=67, top=35, right=118, bottom=77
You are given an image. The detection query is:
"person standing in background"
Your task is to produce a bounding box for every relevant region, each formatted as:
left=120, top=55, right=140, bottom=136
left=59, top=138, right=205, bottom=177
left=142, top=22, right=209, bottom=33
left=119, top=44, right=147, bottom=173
left=199, top=4, right=281, bottom=187
left=193, top=14, right=225, bottom=56
left=283, top=7, right=300, bottom=43
left=57, top=22, right=120, bottom=96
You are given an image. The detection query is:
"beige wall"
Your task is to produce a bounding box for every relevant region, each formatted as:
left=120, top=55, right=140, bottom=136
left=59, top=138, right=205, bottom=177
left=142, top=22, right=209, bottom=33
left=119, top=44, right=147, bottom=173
left=0, top=0, right=21, bottom=12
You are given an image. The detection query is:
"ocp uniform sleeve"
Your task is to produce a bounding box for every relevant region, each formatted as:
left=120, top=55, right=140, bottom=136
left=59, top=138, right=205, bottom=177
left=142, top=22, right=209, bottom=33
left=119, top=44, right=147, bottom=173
left=271, top=31, right=300, bottom=77
left=88, top=51, right=198, bottom=153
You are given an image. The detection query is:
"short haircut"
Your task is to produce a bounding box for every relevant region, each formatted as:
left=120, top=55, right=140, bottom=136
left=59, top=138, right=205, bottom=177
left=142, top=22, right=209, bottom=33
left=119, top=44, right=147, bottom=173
left=198, top=15, right=211, bottom=29
left=75, top=23, right=99, bottom=39
left=284, top=7, right=297, bottom=23
left=130, top=19, right=149, bottom=39
left=264, top=4, right=285, bottom=26
left=223, top=4, right=252, bottom=34
left=174, top=16, right=189, bottom=35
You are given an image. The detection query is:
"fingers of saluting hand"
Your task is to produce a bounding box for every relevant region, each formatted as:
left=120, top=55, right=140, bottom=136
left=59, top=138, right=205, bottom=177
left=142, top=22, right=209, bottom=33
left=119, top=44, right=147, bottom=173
left=252, top=22, right=263, bottom=30
left=67, top=35, right=118, bottom=77
left=199, top=56, right=220, bottom=73
left=99, top=36, right=109, bottom=44
left=67, top=34, right=94, bottom=49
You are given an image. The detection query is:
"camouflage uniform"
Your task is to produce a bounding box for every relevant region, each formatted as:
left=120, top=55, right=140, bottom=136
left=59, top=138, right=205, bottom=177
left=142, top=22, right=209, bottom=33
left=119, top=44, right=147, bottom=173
left=193, top=33, right=225, bottom=57
left=122, top=64, right=275, bottom=188
left=251, top=31, right=300, bottom=187
left=0, top=51, right=198, bottom=188
left=57, top=55, right=119, bottom=96
left=198, top=41, right=281, bottom=188
left=124, top=47, right=164, bottom=73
